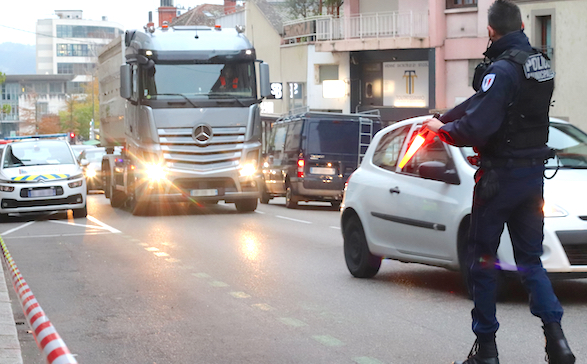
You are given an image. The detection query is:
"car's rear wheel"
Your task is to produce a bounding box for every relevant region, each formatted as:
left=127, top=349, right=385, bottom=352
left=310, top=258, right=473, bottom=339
left=235, top=198, right=258, bottom=213
left=343, top=216, right=381, bottom=278
left=72, top=204, right=87, bottom=218
left=285, top=184, right=298, bottom=209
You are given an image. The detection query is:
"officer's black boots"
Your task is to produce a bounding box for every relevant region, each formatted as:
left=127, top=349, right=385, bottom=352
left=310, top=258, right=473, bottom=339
left=453, top=339, right=499, bottom=364
left=543, top=322, right=575, bottom=364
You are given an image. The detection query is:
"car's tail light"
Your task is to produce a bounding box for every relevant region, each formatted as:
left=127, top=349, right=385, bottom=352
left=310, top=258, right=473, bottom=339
left=297, top=158, right=304, bottom=178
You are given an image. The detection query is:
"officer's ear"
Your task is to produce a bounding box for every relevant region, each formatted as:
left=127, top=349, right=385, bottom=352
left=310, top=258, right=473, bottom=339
left=487, top=25, right=497, bottom=41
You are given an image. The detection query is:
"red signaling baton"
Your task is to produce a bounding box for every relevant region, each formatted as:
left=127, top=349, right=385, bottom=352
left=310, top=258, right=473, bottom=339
left=398, top=113, right=441, bottom=169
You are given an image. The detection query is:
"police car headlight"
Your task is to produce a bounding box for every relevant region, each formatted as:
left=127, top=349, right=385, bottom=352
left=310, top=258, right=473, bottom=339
left=0, top=185, right=14, bottom=192
left=68, top=180, right=84, bottom=188
left=543, top=202, right=568, bottom=217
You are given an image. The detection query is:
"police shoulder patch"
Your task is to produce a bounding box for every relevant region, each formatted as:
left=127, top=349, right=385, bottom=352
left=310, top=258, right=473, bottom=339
left=481, top=74, right=496, bottom=92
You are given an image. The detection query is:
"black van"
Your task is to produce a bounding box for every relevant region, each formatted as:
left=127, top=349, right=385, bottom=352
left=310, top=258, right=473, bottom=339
left=261, top=111, right=381, bottom=208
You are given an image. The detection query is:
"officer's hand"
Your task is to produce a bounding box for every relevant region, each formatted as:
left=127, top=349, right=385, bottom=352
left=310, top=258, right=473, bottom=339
left=422, top=118, right=444, bottom=133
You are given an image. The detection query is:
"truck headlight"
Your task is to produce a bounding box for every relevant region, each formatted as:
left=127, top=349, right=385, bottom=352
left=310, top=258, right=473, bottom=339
left=145, top=164, right=167, bottom=182
left=239, top=162, right=257, bottom=177
left=543, top=202, right=568, bottom=217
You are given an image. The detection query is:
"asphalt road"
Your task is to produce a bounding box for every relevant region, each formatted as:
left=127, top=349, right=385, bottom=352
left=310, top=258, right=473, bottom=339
left=2, top=193, right=586, bottom=363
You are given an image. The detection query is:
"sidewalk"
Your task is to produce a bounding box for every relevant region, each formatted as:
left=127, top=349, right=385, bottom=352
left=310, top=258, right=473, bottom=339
left=0, top=258, right=23, bottom=364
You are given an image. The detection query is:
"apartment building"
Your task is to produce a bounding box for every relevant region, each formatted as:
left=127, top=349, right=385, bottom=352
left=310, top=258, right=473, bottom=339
left=35, top=10, right=123, bottom=93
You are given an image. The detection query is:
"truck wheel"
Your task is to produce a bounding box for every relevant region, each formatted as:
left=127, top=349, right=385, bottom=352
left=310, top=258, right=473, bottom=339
left=235, top=198, right=257, bottom=212
left=285, top=185, right=298, bottom=209
left=72, top=204, right=88, bottom=218
left=343, top=216, right=381, bottom=278
left=110, top=185, right=125, bottom=208
left=260, top=189, right=271, bottom=204
left=103, top=162, right=111, bottom=198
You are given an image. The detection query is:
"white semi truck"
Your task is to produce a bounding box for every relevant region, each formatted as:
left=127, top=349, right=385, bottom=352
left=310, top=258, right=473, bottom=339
left=98, top=24, right=271, bottom=215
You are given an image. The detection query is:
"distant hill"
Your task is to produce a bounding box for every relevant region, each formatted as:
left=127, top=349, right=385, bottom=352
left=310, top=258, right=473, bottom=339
left=0, top=42, right=36, bottom=75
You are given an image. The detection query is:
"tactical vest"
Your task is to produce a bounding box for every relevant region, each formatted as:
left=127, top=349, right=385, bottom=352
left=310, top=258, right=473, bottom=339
left=483, top=49, right=554, bottom=157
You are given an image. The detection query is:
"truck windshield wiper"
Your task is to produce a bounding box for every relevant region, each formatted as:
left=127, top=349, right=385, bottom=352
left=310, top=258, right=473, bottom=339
left=155, top=93, right=198, bottom=108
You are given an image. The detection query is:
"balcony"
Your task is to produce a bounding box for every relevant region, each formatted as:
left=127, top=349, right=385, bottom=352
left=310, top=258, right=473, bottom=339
left=283, top=11, right=429, bottom=52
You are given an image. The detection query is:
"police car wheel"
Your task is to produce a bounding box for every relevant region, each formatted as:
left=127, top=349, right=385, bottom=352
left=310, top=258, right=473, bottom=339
left=72, top=204, right=87, bottom=218
left=0, top=213, right=8, bottom=223
left=343, top=216, right=381, bottom=278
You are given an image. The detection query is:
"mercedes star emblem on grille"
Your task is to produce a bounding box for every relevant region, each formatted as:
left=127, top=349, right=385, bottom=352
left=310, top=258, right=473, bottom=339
left=192, top=124, right=213, bottom=145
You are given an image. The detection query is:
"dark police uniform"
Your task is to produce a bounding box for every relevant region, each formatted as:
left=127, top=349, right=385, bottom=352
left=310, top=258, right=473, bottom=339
left=436, top=30, right=563, bottom=343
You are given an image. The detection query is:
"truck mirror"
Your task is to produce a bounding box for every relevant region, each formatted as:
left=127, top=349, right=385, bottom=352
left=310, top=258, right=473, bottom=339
left=120, top=64, right=132, bottom=99
left=259, top=62, right=271, bottom=98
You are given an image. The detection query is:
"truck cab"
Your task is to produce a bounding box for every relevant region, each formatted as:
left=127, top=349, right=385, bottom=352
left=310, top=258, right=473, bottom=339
left=100, top=25, right=270, bottom=214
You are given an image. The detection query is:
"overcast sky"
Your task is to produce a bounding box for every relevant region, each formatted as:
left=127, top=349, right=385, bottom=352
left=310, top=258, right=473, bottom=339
left=0, top=0, right=224, bottom=45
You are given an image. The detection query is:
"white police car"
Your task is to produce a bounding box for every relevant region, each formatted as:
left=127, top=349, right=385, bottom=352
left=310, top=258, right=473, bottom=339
left=341, top=116, right=587, bottom=280
left=0, top=139, right=87, bottom=220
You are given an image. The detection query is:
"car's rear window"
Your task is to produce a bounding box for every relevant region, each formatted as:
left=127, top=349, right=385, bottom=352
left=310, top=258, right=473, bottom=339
left=3, top=141, right=74, bottom=168
left=307, top=120, right=359, bottom=155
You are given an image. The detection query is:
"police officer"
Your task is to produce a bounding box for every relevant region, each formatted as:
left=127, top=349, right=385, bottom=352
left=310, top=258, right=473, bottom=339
left=423, top=1, right=575, bottom=363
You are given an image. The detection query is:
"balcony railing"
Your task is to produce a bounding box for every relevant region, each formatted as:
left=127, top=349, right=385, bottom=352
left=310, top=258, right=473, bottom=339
left=283, top=11, right=428, bottom=45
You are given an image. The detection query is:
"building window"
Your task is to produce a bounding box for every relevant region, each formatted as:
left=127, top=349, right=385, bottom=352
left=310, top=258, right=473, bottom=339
left=57, top=43, right=99, bottom=57
left=288, top=82, right=305, bottom=111
left=56, top=25, right=121, bottom=39
left=66, top=82, right=87, bottom=94
left=319, top=65, right=339, bottom=84
left=537, top=15, right=553, bottom=60
left=37, top=102, right=49, bottom=116
left=49, top=82, right=64, bottom=93
left=446, top=0, right=477, bottom=9
left=58, top=63, right=96, bottom=75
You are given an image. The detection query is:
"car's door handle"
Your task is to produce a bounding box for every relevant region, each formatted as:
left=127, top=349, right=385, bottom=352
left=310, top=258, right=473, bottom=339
left=389, top=187, right=400, bottom=194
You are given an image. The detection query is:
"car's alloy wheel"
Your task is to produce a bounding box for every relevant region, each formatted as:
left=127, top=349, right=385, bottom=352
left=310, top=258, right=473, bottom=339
left=285, top=185, right=298, bottom=209
left=343, top=216, right=381, bottom=278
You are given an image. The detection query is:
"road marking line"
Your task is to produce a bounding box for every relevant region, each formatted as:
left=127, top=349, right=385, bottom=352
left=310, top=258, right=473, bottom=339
left=353, top=357, right=384, bottom=364
left=154, top=252, right=169, bottom=257
left=229, top=291, right=251, bottom=298
left=86, top=215, right=121, bottom=233
left=252, top=303, right=275, bottom=311
left=330, top=226, right=341, bottom=230
left=209, top=281, right=229, bottom=287
left=192, top=273, right=211, bottom=278
left=49, top=219, right=111, bottom=232
left=278, top=317, right=307, bottom=327
left=275, top=215, right=312, bottom=224
left=4, top=232, right=114, bottom=239
left=138, top=243, right=148, bottom=246
left=145, top=247, right=159, bottom=252
left=1, top=221, right=36, bottom=236
left=254, top=211, right=266, bottom=214
left=312, top=335, right=344, bottom=347
left=165, top=258, right=180, bottom=263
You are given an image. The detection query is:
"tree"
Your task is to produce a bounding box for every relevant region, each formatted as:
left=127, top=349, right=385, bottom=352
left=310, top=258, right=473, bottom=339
left=37, top=114, right=61, bottom=134
left=0, top=72, right=9, bottom=121
left=60, top=75, right=99, bottom=140
left=19, top=91, right=41, bottom=135
left=59, top=94, right=80, bottom=138
left=0, top=71, right=5, bottom=85
left=325, top=0, right=343, bottom=17
left=286, top=0, right=319, bottom=19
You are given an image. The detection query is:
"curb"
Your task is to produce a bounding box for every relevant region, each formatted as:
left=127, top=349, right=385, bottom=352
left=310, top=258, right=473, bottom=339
left=0, top=251, right=22, bottom=364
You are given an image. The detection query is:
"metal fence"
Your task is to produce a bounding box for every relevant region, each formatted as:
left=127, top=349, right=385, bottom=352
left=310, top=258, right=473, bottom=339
left=283, top=11, right=429, bottom=44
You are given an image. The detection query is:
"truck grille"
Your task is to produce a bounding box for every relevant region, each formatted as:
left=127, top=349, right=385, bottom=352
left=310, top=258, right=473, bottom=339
left=158, top=126, right=246, bottom=172
left=556, top=230, right=587, bottom=265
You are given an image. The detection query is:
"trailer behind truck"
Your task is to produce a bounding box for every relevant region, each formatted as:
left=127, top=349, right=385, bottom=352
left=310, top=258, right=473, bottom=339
left=98, top=24, right=271, bottom=215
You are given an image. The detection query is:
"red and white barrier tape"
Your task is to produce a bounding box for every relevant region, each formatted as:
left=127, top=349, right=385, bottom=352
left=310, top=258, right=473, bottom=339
left=0, top=236, right=78, bottom=364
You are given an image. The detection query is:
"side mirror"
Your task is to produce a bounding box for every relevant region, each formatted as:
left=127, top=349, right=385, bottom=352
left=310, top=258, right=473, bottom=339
left=259, top=62, right=271, bottom=98
left=418, top=161, right=460, bottom=185
left=120, top=64, right=132, bottom=99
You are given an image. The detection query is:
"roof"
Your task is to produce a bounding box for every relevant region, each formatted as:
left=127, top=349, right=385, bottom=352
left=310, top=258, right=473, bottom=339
left=171, top=4, right=225, bottom=27
left=252, top=0, right=286, bottom=35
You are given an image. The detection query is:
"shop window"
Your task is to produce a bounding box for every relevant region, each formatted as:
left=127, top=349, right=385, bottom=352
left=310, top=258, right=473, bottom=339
left=319, top=65, right=339, bottom=84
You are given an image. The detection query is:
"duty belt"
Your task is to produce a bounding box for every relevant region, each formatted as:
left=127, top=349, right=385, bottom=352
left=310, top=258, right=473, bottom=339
left=481, top=158, right=545, bottom=169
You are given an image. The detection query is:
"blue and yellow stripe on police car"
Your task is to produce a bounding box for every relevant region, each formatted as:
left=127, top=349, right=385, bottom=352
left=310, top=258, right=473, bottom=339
left=11, top=174, right=70, bottom=181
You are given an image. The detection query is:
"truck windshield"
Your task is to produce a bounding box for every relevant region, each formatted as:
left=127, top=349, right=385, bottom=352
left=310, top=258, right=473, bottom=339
left=142, top=62, right=256, bottom=99
left=307, top=121, right=360, bottom=155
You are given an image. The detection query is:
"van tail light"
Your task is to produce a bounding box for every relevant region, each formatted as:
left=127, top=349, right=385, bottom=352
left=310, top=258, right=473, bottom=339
left=297, top=158, right=305, bottom=178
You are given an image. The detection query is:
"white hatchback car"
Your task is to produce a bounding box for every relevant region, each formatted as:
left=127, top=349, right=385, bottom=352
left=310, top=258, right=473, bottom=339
left=341, top=116, right=587, bottom=279
left=0, top=139, right=87, bottom=220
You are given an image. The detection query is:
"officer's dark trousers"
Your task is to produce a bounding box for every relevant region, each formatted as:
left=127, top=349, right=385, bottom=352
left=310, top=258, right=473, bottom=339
left=467, top=165, right=563, bottom=341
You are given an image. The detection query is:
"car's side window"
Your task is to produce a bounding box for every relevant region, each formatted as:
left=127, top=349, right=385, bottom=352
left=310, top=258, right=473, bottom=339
left=372, top=125, right=410, bottom=171
left=401, top=135, right=453, bottom=177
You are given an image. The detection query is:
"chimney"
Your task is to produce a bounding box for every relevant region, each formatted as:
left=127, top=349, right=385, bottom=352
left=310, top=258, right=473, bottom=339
left=158, top=0, right=177, bottom=27
left=224, top=0, right=237, bottom=14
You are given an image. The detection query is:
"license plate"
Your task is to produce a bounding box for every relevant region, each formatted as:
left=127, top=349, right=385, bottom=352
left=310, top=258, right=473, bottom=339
left=190, top=189, right=218, bottom=197
left=310, top=167, right=336, bottom=175
left=29, top=188, right=56, bottom=198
